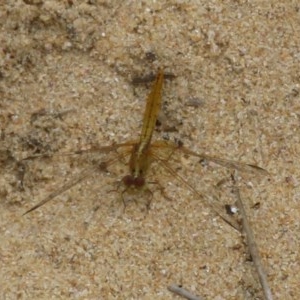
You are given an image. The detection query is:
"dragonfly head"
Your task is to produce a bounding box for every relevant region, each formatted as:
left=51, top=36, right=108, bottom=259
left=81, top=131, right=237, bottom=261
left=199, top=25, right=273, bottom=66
left=122, top=174, right=145, bottom=188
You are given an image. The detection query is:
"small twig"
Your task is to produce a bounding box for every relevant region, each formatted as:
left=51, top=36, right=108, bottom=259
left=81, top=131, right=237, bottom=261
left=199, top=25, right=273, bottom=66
left=232, top=173, right=273, bottom=300
left=167, top=284, right=204, bottom=300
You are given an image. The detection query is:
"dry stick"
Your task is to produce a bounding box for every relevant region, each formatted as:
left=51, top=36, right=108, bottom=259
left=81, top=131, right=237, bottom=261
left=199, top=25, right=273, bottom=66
left=232, top=173, right=273, bottom=300
left=167, top=284, right=204, bottom=300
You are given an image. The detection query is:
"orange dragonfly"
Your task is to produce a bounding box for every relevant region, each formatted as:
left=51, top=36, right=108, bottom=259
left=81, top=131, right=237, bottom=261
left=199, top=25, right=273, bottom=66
left=23, top=69, right=267, bottom=228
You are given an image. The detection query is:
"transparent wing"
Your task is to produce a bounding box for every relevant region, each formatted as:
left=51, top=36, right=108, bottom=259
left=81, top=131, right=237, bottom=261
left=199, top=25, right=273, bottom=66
left=23, top=144, right=134, bottom=215
left=149, top=140, right=268, bottom=230
left=151, top=141, right=268, bottom=175
left=23, top=164, right=100, bottom=215
left=152, top=151, right=241, bottom=230
left=22, top=141, right=136, bottom=161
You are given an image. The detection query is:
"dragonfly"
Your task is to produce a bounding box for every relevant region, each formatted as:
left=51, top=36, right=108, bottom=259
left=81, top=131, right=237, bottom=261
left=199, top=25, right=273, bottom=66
left=23, top=69, right=267, bottom=228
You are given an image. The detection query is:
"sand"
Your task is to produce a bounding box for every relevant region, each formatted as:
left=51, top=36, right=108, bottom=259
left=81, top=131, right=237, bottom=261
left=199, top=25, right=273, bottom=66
left=1, top=1, right=299, bottom=299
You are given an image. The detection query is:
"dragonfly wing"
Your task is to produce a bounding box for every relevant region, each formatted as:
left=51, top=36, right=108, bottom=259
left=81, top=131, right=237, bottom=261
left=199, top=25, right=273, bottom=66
left=152, top=141, right=268, bottom=175
left=153, top=153, right=241, bottom=230
left=23, top=165, right=99, bottom=215
left=23, top=148, right=132, bottom=215
left=182, top=147, right=268, bottom=175
left=22, top=141, right=136, bottom=161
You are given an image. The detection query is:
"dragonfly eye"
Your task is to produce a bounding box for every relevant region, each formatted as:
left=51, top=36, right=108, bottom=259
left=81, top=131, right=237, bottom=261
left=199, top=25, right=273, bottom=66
left=122, top=175, right=145, bottom=188
left=134, top=176, right=145, bottom=187
left=123, top=175, right=135, bottom=186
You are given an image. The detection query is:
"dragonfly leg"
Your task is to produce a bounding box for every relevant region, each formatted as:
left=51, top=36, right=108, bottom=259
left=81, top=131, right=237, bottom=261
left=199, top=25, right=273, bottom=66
left=143, top=187, right=153, bottom=212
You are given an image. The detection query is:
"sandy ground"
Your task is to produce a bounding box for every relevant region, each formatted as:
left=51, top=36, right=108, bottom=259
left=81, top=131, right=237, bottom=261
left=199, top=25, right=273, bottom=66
left=1, top=1, right=299, bottom=299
